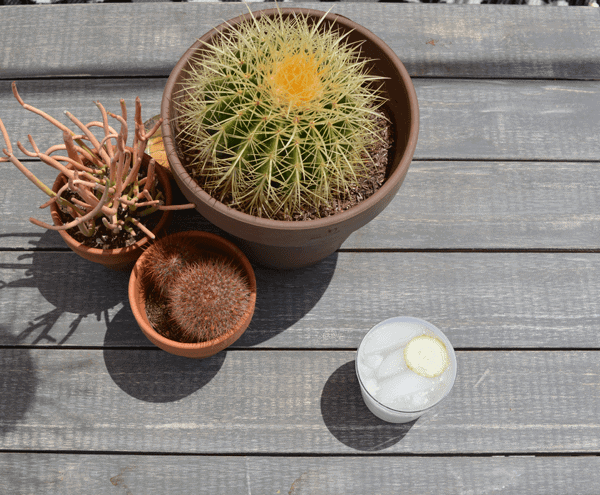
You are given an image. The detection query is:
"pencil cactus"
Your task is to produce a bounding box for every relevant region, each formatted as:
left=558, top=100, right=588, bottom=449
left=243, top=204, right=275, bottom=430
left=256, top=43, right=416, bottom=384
left=0, top=83, right=194, bottom=244
left=175, top=9, right=388, bottom=218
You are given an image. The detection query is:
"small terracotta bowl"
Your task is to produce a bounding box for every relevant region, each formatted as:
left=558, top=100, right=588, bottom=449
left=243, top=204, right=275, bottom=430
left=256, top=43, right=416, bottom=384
left=128, top=230, right=257, bottom=358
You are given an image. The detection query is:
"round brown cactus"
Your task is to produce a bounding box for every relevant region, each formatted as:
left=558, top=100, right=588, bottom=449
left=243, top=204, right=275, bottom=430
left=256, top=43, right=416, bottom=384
left=140, top=236, right=202, bottom=298
left=166, top=255, right=253, bottom=343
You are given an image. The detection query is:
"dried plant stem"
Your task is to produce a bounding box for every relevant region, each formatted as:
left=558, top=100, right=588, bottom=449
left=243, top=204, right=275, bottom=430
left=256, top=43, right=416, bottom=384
left=65, top=110, right=111, bottom=165
left=94, top=103, right=116, bottom=159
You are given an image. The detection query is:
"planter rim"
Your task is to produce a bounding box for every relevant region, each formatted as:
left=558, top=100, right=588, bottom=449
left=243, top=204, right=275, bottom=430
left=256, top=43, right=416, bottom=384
left=128, top=230, right=257, bottom=356
left=161, top=7, right=419, bottom=234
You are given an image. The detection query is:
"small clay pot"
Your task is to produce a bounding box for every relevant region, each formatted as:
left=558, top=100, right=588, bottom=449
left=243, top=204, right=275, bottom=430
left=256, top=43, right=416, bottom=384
left=128, top=230, right=257, bottom=359
left=50, top=152, right=173, bottom=271
left=161, top=8, right=419, bottom=269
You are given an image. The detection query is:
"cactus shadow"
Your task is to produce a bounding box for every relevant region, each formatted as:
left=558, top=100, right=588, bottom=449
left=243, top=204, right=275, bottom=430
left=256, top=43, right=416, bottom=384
left=237, top=252, right=338, bottom=347
left=0, top=326, right=38, bottom=439
left=103, top=304, right=154, bottom=347
left=102, top=304, right=226, bottom=402
left=150, top=213, right=339, bottom=347
left=0, top=231, right=128, bottom=345
left=103, top=347, right=226, bottom=403
left=320, top=360, right=416, bottom=452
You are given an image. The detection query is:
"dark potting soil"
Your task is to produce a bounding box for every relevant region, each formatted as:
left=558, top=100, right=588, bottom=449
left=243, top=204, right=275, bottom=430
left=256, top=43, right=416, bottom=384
left=56, top=181, right=165, bottom=250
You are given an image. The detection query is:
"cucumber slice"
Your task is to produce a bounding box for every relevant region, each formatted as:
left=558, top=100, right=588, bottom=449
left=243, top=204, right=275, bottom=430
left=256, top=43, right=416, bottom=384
left=404, top=335, right=450, bottom=378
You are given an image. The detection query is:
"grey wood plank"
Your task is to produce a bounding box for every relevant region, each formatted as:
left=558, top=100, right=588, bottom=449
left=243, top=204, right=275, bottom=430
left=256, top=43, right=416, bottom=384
left=1, top=251, right=599, bottom=349
left=1, top=4, right=599, bottom=80
left=0, top=349, right=598, bottom=454
left=3, top=160, right=599, bottom=251
left=1, top=78, right=599, bottom=162
left=2, top=454, right=600, bottom=494
left=414, top=79, right=600, bottom=161
left=344, top=160, right=600, bottom=250
left=0, top=79, right=166, bottom=161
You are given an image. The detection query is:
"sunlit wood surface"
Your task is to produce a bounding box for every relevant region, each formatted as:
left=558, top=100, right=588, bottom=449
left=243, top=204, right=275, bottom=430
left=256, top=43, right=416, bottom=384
left=1, top=3, right=599, bottom=493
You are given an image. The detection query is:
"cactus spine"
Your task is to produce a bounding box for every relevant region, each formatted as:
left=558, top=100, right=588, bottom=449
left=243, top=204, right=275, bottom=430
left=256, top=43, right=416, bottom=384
left=176, top=9, right=388, bottom=219
left=167, top=256, right=252, bottom=343
left=141, top=236, right=252, bottom=344
left=140, top=236, right=202, bottom=297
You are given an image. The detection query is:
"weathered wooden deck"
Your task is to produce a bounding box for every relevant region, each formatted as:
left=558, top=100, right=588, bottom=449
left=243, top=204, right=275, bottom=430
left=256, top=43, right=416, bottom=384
left=1, top=3, right=599, bottom=493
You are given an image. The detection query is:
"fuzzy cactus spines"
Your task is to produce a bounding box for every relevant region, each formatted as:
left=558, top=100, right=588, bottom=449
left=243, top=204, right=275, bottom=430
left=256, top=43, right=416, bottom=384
left=139, top=236, right=203, bottom=297
left=167, top=256, right=253, bottom=343
left=176, top=9, right=388, bottom=219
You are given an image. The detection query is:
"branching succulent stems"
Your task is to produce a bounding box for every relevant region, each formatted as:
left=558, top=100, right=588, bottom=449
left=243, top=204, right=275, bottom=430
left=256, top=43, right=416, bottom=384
left=0, top=83, right=195, bottom=240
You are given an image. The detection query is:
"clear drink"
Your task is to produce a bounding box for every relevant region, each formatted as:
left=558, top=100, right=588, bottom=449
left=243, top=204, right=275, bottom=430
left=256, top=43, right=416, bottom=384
left=356, top=316, right=457, bottom=423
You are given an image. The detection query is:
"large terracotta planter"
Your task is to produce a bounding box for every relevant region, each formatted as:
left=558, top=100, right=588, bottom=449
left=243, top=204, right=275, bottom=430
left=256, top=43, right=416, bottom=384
left=50, top=152, right=173, bottom=271
left=128, top=231, right=257, bottom=359
left=161, top=8, right=419, bottom=269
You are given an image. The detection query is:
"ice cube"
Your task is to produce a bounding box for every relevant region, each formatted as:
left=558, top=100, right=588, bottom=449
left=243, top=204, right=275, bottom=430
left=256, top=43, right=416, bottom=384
left=424, top=388, right=444, bottom=407
left=376, top=349, right=408, bottom=379
left=375, top=370, right=434, bottom=407
left=365, top=353, right=384, bottom=369
left=361, top=322, right=426, bottom=356
left=357, top=351, right=382, bottom=380
left=426, top=378, right=451, bottom=405
left=359, top=362, right=375, bottom=379
left=393, top=390, right=430, bottom=412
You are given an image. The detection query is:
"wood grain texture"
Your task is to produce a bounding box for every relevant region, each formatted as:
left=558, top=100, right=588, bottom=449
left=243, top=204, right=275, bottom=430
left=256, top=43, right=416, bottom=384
left=0, top=2, right=597, bottom=483
left=1, top=251, right=599, bottom=349
left=1, top=78, right=599, bottom=163
left=2, top=454, right=600, bottom=494
left=2, top=160, right=599, bottom=251
left=0, top=3, right=598, bottom=79
left=0, top=349, right=599, bottom=454
left=345, top=160, right=600, bottom=250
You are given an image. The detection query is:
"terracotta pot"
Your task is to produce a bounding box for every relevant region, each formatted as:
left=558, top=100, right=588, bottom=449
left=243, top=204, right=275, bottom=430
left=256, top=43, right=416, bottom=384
left=50, top=152, right=173, bottom=271
left=161, top=8, right=419, bottom=269
left=128, top=231, right=257, bottom=359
